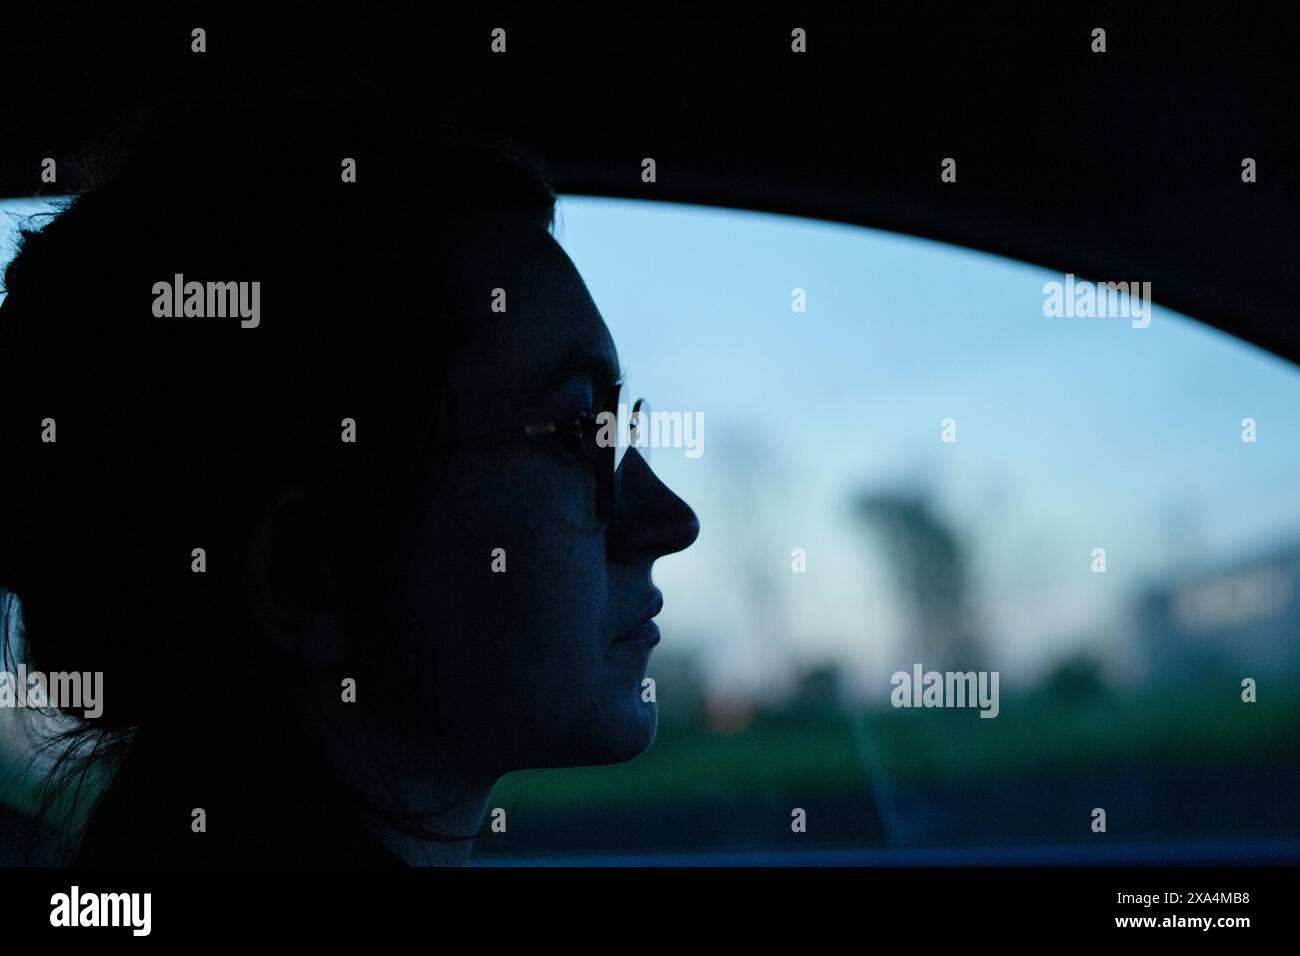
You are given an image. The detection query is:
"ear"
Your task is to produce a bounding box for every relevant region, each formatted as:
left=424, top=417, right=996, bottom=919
left=243, top=486, right=347, bottom=668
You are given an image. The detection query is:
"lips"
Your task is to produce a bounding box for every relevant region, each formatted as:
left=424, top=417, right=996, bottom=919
left=615, top=591, right=664, bottom=644
left=617, top=620, right=661, bottom=647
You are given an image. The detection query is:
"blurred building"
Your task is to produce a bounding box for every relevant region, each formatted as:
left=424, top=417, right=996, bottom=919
left=1134, top=539, right=1300, bottom=679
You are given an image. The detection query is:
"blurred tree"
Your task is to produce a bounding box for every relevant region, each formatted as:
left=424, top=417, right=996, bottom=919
left=853, top=489, right=984, bottom=670
left=789, top=660, right=846, bottom=713
left=1039, top=652, right=1108, bottom=703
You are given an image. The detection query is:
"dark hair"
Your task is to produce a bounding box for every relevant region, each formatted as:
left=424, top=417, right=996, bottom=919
left=0, top=93, right=555, bottom=863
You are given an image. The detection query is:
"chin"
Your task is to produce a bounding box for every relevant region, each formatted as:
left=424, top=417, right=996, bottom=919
left=600, top=698, right=658, bottom=763
left=554, top=696, right=658, bottom=768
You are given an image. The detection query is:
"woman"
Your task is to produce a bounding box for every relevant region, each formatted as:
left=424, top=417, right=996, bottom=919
left=0, top=94, right=700, bottom=865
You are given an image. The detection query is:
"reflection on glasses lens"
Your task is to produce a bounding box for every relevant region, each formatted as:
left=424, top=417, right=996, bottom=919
left=611, top=385, right=651, bottom=473
left=629, top=397, right=651, bottom=468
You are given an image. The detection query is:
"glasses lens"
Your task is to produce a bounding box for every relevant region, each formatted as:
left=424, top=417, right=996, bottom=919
left=629, top=397, right=650, bottom=469
left=603, top=386, right=650, bottom=527
left=612, top=387, right=651, bottom=474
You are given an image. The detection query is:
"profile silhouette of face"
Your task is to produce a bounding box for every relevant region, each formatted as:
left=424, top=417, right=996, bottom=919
left=281, top=217, right=700, bottom=812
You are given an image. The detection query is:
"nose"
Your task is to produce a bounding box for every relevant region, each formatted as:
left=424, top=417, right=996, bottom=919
left=607, top=448, right=700, bottom=563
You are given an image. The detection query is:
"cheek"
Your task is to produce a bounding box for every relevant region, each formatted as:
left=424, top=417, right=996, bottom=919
left=397, top=451, right=612, bottom=719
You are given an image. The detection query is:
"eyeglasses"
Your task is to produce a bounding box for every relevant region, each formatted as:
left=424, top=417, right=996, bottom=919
left=451, top=382, right=650, bottom=528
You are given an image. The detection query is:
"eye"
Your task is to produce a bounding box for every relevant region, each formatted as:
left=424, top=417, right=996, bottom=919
left=555, top=412, right=597, bottom=458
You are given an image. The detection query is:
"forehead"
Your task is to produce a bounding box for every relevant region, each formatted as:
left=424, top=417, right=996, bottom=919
left=443, top=221, right=618, bottom=415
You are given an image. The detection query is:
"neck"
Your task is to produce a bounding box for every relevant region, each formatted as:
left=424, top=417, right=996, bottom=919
left=278, top=690, right=499, bottom=865
left=358, top=784, right=493, bottom=866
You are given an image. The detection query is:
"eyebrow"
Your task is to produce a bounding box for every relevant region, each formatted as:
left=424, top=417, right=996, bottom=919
left=525, top=351, right=625, bottom=402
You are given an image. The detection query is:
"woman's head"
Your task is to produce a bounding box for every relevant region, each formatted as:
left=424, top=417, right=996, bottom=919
left=0, top=95, right=699, bottom=861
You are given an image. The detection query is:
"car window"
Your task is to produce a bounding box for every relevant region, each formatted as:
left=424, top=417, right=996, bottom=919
left=478, top=196, right=1300, bottom=863
left=1, top=195, right=1296, bottom=865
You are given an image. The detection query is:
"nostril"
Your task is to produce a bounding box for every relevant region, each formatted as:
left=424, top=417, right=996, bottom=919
left=607, top=491, right=699, bottom=563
